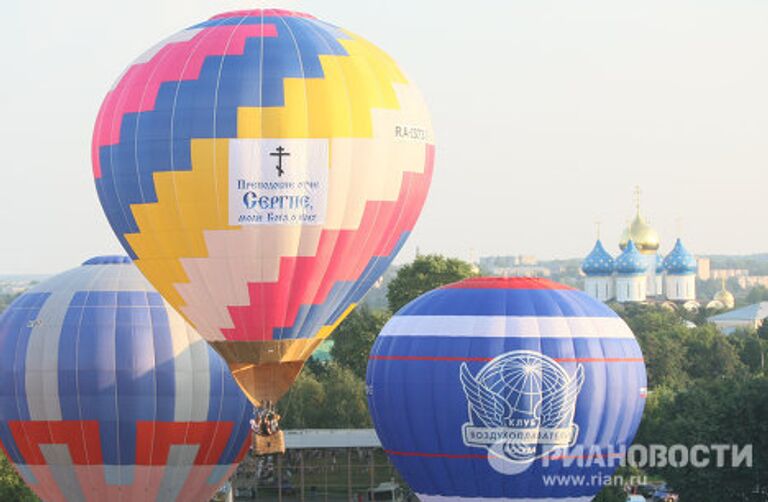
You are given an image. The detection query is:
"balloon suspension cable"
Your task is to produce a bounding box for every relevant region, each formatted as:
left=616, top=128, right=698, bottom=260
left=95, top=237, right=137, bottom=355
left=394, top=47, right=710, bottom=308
left=230, top=364, right=257, bottom=375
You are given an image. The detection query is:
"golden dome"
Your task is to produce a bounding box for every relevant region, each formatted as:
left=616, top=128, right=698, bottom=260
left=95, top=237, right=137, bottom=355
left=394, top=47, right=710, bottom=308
left=713, top=278, right=735, bottom=309
left=619, top=214, right=660, bottom=254
left=619, top=186, right=660, bottom=255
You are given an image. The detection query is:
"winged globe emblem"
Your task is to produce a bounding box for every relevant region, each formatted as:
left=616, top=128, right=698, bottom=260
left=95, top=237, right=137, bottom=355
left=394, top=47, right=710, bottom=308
left=459, top=350, right=585, bottom=465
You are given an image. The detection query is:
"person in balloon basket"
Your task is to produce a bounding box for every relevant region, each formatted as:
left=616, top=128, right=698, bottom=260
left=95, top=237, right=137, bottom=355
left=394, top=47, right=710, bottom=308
left=250, top=401, right=281, bottom=436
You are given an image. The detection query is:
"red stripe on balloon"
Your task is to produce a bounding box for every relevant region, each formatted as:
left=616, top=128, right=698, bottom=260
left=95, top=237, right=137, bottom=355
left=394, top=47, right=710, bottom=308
left=387, top=450, right=625, bottom=461
left=369, top=355, right=644, bottom=364
left=135, top=421, right=234, bottom=465
left=92, top=23, right=278, bottom=178
left=548, top=452, right=625, bottom=461
left=9, top=421, right=243, bottom=466
left=222, top=145, right=435, bottom=341
left=9, top=421, right=104, bottom=465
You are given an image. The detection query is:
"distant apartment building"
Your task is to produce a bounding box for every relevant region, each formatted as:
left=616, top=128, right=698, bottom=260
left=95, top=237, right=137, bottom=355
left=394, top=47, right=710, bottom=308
left=0, top=281, right=36, bottom=295
left=516, top=255, right=538, bottom=266
left=738, top=276, right=768, bottom=289
left=479, top=255, right=545, bottom=277
left=711, top=269, right=750, bottom=279
left=494, top=266, right=551, bottom=278
left=697, top=257, right=711, bottom=280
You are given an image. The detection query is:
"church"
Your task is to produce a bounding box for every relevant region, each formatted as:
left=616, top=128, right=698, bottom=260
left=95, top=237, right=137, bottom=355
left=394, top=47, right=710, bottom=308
left=581, top=191, right=698, bottom=306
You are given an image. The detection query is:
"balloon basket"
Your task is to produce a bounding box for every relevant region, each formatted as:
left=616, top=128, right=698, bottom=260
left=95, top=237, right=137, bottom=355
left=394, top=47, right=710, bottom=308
left=253, top=430, right=286, bottom=456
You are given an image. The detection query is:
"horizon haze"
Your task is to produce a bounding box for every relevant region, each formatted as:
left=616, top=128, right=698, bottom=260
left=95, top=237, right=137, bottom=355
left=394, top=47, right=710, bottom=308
left=2, top=0, right=767, bottom=274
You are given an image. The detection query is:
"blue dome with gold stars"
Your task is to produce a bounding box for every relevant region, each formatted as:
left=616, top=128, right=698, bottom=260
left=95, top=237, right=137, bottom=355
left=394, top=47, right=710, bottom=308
left=663, top=238, right=697, bottom=275
left=582, top=240, right=615, bottom=276
left=655, top=253, right=665, bottom=274
left=616, top=240, right=648, bottom=275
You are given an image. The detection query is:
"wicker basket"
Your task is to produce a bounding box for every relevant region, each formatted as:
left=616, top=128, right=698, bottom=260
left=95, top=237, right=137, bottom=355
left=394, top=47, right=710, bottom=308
left=253, top=430, right=286, bottom=456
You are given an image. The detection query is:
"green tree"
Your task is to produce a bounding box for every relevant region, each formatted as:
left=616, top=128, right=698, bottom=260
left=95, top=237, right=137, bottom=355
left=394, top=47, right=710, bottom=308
left=319, top=363, right=372, bottom=428
left=386, top=254, right=477, bottom=313
left=278, top=368, right=326, bottom=429
left=615, top=303, right=746, bottom=388
left=615, top=303, right=685, bottom=338
left=279, top=363, right=371, bottom=429
left=330, top=306, right=390, bottom=379
left=746, top=285, right=768, bottom=305
left=0, top=455, right=36, bottom=501
left=615, top=304, right=691, bottom=389
left=634, top=326, right=690, bottom=390
left=729, top=331, right=767, bottom=373
left=592, top=465, right=646, bottom=502
left=633, top=384, right=678, bottom=447
left=591, top=482, right=627, bottom=502
left=757, top=320, right=768, bottom=341
left=683, top=324, right=746, bottom=381
left=639, top=377, right=768, bottom=502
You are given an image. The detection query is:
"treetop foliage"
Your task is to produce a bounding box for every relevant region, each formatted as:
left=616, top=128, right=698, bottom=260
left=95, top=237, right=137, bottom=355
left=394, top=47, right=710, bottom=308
left=386, top=254, right=477, bottom=313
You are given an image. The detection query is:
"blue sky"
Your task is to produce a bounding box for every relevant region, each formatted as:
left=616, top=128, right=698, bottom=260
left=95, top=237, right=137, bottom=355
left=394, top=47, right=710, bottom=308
left=2, top=1, right=767, bottom=273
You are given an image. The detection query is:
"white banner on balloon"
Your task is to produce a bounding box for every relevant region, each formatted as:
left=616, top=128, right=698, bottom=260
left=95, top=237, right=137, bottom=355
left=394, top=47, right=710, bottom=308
left=228, top=138, right=329, bottom=226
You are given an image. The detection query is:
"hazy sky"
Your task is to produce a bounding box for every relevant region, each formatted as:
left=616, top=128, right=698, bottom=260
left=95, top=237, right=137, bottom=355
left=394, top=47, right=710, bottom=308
left=2, top=0, right=767, bottom=274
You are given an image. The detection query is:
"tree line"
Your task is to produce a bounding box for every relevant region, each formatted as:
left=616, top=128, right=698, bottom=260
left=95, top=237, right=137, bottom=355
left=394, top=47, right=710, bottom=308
left=3, top=256, right=768, bottom=500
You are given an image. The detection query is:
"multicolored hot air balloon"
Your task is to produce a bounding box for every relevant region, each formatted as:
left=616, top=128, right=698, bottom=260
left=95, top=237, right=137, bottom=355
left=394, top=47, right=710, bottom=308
left=0, top=257, right=251, bottom=501
left=367, top=277, right=647, bottom=501
left=92, top=9, right=434, bottom=406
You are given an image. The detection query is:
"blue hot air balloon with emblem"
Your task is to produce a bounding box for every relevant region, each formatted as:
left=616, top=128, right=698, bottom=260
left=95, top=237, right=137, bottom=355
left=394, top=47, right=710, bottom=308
left=367, top=277, right=647, bottom=501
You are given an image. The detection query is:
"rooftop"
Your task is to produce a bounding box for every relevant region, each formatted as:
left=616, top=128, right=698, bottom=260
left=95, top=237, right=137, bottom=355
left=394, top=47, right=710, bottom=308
left=284, top=429, right=381, bottom=449
left=708, top=302, right=768, bottom=322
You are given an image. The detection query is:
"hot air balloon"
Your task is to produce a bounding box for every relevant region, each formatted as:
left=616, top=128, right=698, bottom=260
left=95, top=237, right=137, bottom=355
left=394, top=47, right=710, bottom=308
left=0, top=256, right=251, bottom=501
left=91, top=9, right=434, bottom=408
left=367, top=277, right=646, bottom=501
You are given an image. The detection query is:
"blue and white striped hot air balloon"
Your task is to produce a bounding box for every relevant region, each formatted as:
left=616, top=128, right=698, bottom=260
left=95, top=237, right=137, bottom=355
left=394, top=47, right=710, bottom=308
left=0, top=256, right=251, bottom=502
left=367, top=277, right=647, bottom=501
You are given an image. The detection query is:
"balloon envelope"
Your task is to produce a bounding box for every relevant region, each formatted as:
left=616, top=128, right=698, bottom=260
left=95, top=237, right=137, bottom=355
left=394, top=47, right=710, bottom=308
left=92, top=9, right=434, bottom=405
left=367, top=277, right=647, bottom=501
left=0, top=257, right=251, bottom=501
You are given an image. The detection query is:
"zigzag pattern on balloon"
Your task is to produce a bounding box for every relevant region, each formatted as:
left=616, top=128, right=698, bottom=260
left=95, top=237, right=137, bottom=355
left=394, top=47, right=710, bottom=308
left=206, top=10, right=319, bottom=21
left=0, top=258, right=255, bottom=502
left=125, top=143, right=432, bottom=341
left=93, top=12, right=434, bottom=366
left=93, top=14, right=396, bottom=242
left=222, top=151, right=433, bottom=341
left=196, top=12, right=351, bottom=41
left=124, top=79, right=430, bottom=300
left=0, top=270, right=251, bottom=468
left=6, top=420, right=249, bottom=502
left=91, top=22, right=278, bottom=178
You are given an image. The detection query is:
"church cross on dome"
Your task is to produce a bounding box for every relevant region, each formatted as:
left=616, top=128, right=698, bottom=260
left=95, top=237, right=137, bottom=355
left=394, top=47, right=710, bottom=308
left=634, top=185, right=642, bottom=215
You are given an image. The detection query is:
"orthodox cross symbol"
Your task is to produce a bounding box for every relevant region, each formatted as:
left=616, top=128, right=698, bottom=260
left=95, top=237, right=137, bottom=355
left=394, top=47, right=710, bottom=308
left=633, top=185, right=642, bottom=214
left=269, top=146, right=290, bottom=177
